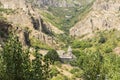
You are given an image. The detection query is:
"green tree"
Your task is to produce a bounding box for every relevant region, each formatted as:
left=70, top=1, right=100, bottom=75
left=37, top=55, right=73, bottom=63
left=0, top=52, right=5, bottom=80
left=49, top=66, right=59, bottom=78
left=2, top=33, right=24, bottom=80
left=74, top=51, right=108, bottom=80
left=22, top=48, right=31, bottom=80
left=1, top=33, right=51, bottom=80
left=44, top=49, right=60, bottom=64
left=98, top=36, right=106, bottom=43
left=31, top=48, right=50, bottom=80
left=32, top=51, right=43, bottom=80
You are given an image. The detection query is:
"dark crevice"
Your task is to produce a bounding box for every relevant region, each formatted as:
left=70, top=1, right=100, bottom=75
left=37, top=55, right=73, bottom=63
left=31, top=16, right=40, bottom=30
left=0, top=20, right=12, bottom=39
left=41, top=19, right=53, bottom=36
left=24, top=30, right=31, bottom=46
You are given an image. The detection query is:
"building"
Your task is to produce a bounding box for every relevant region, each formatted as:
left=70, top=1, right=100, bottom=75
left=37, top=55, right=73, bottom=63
left=57, top=46, right=76, bottom=62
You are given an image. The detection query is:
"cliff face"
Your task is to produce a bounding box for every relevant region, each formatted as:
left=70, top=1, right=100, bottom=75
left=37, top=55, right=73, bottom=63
left=0, top=0, right=27, bottom=10
left=32, top=0, right=81, bottom=8
left=70, top=0, right=120, bottom=38
left=1, top=0, right=119, bottom=47
left=0, top=0, right=63, bottom=48
left=31, top=0, right=94, bottom=8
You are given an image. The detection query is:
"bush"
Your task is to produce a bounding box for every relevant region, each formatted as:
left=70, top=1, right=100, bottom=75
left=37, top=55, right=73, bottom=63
left=50, top=66, right=59, bottom=78
left=72, top=50, right=81, bottom=57
left=44, top=49, right=60, bottom=64
left=104, top=47, right=112, bottom=53
left=70, top=68, right=83, bottom=78
left=72, top=40, right=92, bottom=49
left=54, top=61, right=62, bottom=68
left=70, top=68, right=80, bottom=74
left=70, top=60, right=78, bottom=66
left=98, top=36, right=106, bottom=43
left=51, top=74, right=68, bottom=80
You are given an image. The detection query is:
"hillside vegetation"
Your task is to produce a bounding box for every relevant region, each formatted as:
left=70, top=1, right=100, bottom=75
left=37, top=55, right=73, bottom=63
left=39, top=0, right=95, bottom=32
left=70, top=30, right=120, bottom=79
left=0, top=0, right=120, bottom=80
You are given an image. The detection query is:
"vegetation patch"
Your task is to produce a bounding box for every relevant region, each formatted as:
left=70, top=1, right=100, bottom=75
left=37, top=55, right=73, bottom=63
left=40, top=0, right=95, bottom=33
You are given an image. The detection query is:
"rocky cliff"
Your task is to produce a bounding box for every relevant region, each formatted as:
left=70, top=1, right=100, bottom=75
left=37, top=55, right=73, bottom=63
left=1, top=0, right=120, bottom=48
left=32, top=0, right=81, bottom=8
left=0, top=0, right=63, bottom=48
left=70, top=0, right=120, bottom=39
left=30, top=0, right=94, bottom=8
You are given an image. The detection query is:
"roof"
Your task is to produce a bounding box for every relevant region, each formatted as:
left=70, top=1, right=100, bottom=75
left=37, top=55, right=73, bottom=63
left=68, top=46, right=72, bottom=52
left=57, top=50, right=75, bottom=59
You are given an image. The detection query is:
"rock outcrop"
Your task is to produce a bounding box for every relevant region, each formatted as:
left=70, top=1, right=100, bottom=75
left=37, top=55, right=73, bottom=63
left=70, top=0, right=120, bottom=39
left=32, top=0, right=82, bottom=8
left=0, top=20, right=12, bottom=43
left=0, top=0, right=63, bottom=48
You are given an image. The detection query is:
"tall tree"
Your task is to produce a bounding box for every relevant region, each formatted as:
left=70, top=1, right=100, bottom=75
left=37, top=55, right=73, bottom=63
left=2, top=33, right=23, bottom=80
left=22, top=48, right=31, bottom=80
left=32, top=48, right=43, bottom=80
left=31, top=48, right=50, bottom=80
left=44, top=49, right=60, bottom=64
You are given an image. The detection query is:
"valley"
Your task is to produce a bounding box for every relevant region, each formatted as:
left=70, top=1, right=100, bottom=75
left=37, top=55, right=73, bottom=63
left=0, top=0, right=120, bottom=80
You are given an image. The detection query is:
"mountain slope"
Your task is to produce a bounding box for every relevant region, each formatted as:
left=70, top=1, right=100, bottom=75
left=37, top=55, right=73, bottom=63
left=70, top=0, right=120, bottom=39
left=31, top=0, right=89, bottom=8
left=0, top=0, right=64, bottom=49
left=35, top=0, right=94, bottom=33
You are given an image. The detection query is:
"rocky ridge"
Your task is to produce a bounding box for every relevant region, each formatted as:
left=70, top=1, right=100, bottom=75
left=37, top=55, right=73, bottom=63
left=70, top=0, right=120, bottom=39
left=0, top=0, right=63, bottom=48
left=31, top=0, right=82, bottom=8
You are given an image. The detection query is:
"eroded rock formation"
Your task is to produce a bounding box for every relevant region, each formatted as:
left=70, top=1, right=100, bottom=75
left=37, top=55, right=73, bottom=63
left=70, top=0, right=120, bottom=39
left=0, top=0, right=63, bottom=48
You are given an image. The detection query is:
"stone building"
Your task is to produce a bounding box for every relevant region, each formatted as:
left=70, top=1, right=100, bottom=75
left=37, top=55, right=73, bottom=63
left=57, top=46, right=76, bottom=62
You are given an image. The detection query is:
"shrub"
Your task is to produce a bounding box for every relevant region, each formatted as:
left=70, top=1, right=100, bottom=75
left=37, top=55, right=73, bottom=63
left=51, top=74, right=68, bottom=80
left=70, top=68, right=83, bottom=78
left=104, top=47, right=112, bottom=53
left=54, top=61, right=62, bottom=68
left=44, top=49, right=60, bottom=64
left=70, top=68, right=80, bottom=74
left=50, top=66, right=59, bottom=78
left=70, top=60, right=78, bottom=66
left=98, top=36, right=106, bottom=43
left=72, top=40, right=92, bottom=49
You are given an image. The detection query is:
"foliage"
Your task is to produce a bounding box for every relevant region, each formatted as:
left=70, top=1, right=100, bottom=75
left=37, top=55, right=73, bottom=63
left=54, top=61, right=62, bottom=68
left=2, top=33, right=24, bottom=80
left=31, top=48, right=47, bottom=80
left=72, top=40, right=92, bottom=49
left=40, top=1, right=94, bottom=33
left=0, top=33, right=50, bottom=80
left=26, top=47, right=50, bottom=80
left=51, top=74, right=68, bottom=80
left=0, top=7, right=15, bottom=15
left=30, top=37, right=51, bottom=50
left=55, top=33, right=72, bottom=46
left=50, top=66, right=59, bottom=78
left=22, top=49, right=31, bottom=80
left=70, top=68, right=80, bottom=74
left=44, top=49, right=60, bottom=64
left=82, top=52, right=105, bottom=80
left=98, top=36, right=107, bottom=43
left=70, top=30, right=120, bottom=80
left=0, top=52, right=5, bottom=80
